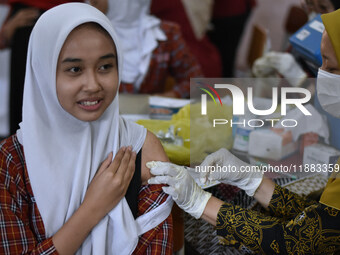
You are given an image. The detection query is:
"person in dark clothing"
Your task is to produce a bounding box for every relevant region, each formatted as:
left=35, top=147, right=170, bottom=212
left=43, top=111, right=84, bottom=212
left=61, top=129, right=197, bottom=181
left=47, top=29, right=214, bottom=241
left=1, top=0, right=82, bottom=134
left=208, top=0, right=256, bottom=77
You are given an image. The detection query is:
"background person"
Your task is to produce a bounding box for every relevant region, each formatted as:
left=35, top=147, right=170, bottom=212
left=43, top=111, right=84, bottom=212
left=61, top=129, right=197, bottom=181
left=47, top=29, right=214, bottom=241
left=208, top=0, right=256, bottom=77
left=150, top=0, right=222, bottom=78
left=0, top=5, right=38, bottom=49
left=302, top=0, right=339, bottom=14
left=1, top=0, right=83, bottom=135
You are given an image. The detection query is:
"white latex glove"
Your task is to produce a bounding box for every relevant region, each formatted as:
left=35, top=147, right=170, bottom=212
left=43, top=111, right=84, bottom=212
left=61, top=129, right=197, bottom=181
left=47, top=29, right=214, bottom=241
left=265, top=52, right=307, bottom=87
left=147, top=161, right=212, bottom=219
left=198, top=148, right=263, bottom=196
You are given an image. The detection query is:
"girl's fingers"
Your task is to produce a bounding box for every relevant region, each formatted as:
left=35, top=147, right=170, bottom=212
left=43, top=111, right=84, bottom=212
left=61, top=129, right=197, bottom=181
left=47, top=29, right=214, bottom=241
left=115, top=146, right=133, bottom=177
left=124, top=151, right=136, bottom=182
left=104, top=152, right=113, bottom=168
left=96, top=151, right=113, bottom=176
left=109, top=147, right=127, bottom=174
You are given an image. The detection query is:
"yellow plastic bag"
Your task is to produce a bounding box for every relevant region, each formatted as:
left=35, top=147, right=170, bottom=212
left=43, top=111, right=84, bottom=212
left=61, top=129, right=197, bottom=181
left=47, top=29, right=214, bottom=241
left=190, top=102, right=233, bottom=165
left=137, top=106, right=190, bottom=166
left=137, top=103, right=234, bottom=166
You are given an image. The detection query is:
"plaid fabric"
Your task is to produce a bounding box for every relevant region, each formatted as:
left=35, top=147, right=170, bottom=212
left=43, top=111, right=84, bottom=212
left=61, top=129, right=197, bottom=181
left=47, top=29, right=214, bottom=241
left=119, top=21, right=203, bottom=98
left=0, top=135, right=173, bottom=254
left=0, top=135, right=55, bottom=255
left=133, top=185, right=173, bottom=255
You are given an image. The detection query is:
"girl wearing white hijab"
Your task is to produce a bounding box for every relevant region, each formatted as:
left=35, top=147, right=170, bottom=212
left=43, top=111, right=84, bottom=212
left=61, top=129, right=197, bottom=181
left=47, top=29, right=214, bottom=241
left=0, top=2, right=173, bottom=255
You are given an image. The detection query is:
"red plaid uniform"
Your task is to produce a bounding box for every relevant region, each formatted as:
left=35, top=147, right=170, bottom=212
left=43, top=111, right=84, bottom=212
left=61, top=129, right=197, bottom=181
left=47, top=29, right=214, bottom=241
left=0, top=135, right=173, bottom=254
left=119, top=21, right=203, bottom=98
left=133, top=185, right=173, bottom=255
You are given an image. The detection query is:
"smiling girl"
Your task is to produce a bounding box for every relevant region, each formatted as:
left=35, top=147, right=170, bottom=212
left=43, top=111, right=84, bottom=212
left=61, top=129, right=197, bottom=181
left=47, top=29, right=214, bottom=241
left=0, top=3, right=173, bottom=255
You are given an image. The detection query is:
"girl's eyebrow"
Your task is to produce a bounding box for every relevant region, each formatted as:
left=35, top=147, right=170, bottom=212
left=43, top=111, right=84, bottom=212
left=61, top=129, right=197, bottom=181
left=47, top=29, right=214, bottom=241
left=62, top=57, right=81, bottom=63
left=99, top=53, right=116, bottom=60
left=61, top=53, right=116, bottom=63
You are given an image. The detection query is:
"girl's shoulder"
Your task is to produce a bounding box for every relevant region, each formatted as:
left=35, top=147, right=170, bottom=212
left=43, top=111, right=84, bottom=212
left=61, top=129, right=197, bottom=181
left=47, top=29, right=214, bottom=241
left=140, top=131, right=168, bottom=184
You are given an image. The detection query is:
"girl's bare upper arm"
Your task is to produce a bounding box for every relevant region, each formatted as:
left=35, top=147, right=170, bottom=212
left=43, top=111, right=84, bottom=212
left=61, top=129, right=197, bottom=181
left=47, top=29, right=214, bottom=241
left=141, top=131, right=169, bottom=185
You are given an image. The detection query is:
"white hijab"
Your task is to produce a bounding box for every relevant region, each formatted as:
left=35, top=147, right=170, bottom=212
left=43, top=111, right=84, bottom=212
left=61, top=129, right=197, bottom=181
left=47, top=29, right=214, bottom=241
left=106, top=0, right=166, bottom=91
left=17, top=3, right=171, bottom=254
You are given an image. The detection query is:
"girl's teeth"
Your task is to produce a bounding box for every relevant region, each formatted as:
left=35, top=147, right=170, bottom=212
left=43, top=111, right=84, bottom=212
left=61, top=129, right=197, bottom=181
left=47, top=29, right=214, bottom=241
left=81, top=101, right=98, bottom=106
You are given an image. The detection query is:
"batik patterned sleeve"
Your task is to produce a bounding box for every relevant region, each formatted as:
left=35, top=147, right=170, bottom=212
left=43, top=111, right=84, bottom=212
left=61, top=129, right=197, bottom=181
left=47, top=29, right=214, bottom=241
left=267, top=184, right=318, bottom=220
left=0, top=137, right=57, bottom=255
left=133, top=184, right=173, bottom=255
left=215, top=185, right=340, bottom=254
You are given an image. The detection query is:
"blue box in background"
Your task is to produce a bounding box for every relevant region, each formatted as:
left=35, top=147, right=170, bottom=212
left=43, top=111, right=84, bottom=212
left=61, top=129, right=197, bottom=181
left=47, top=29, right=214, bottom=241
left=289, top=14, right=324, bottom=69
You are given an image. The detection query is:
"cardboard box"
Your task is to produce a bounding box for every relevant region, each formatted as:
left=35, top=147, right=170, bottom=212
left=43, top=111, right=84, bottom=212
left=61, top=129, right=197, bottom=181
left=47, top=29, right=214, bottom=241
left=303, top=143, right=340, bottom=176
left=289, top=14, right=323, bottom=67
left=248, top=129, right=298, bottom=161
left=148, top=96, right=190, bottom=120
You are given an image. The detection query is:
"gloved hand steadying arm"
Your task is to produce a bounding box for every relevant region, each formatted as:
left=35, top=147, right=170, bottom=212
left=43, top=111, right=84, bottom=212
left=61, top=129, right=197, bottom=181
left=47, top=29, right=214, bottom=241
left=198, top=148, right=263, bottom=196
left=147, top=161, right=212, bottom=219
